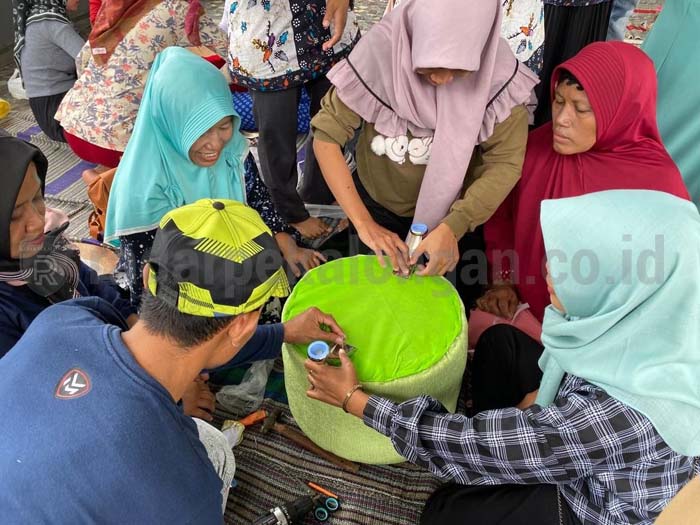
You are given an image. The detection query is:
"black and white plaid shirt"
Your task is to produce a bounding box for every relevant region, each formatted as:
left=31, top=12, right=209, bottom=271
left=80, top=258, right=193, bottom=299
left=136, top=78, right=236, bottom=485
left=363, top=374, right=696, bottom=525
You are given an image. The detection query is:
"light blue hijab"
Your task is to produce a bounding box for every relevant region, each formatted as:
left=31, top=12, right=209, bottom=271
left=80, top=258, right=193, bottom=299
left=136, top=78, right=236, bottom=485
left=104, top=47, right=247, bottom=244
left=536, top=190, right=700, bottom=456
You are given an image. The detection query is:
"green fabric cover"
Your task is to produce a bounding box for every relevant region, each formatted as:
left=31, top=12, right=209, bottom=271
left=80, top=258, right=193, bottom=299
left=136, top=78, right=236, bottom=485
left=282, top=255, right=467, bottom=464
left=283, top=255, right=463, bottom=381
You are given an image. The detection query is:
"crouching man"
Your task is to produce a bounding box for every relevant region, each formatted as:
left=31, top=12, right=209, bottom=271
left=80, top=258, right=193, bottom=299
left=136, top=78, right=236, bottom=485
left=0, top=199, right=344, bottom=523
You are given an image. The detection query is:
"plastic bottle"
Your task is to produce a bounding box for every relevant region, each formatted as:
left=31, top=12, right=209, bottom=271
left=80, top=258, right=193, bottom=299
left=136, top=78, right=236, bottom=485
left=215, top=359, right=275, bottom=417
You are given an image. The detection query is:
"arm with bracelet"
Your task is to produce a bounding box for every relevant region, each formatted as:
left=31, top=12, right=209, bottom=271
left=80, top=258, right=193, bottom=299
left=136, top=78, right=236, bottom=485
left=304, top=350, right=370, bottom=418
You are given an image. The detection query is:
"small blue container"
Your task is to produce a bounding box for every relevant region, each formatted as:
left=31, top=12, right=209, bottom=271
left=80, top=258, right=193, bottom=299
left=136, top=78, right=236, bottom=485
left=410, top=223, right=429, bottom=237
left=324, top=497, right=340, bottom=512
left=307, top=341, right=330, bottom=362
left=314, top=506, right=329, bottom=521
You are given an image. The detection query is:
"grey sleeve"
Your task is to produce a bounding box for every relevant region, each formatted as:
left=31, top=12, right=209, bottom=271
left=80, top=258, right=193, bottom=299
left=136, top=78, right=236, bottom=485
left=51, top=21, right=86, bottom=60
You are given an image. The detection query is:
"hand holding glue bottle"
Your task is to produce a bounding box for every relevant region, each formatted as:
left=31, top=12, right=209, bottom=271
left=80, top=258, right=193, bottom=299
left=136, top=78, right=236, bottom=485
left=395, top=223, right=428, bottom=278
left=409, top=222, right=460, bottom=277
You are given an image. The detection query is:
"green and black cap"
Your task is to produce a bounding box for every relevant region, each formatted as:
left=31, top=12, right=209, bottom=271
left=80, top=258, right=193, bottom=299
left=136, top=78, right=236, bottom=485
left=147, top=199, right=290, bottom=317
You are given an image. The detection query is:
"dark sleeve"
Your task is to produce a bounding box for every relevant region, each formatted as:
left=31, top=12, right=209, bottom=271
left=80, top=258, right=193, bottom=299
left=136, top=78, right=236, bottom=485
left=0, top=318, right=23, bottom=358
left=213, top=323, right=284, bottom=370
left=78, top=262, right=137, bottom=321
left=0, top=286, right=46, bottom=357
left=118, top=229, right=157, bottom=307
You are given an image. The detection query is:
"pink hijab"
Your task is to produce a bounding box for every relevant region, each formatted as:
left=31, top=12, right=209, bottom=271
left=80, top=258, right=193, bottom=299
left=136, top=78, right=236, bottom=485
left=327, top=0, right=538, bottom=230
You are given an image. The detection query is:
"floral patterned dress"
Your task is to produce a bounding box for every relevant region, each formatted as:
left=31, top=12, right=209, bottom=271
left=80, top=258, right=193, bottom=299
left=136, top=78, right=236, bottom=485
left=384, top=0, right=545, bottom=75
left=55, top=0, right=228, bottom=152
left=500, top=0, right=546, bottom=75
left=224, top=0, right=361, bottom=91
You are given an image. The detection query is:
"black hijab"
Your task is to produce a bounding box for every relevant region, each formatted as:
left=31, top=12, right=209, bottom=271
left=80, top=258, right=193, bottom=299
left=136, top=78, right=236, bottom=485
left=0, top=133, right=48, bottom=271
left=0, top=134, right=79, bottom=301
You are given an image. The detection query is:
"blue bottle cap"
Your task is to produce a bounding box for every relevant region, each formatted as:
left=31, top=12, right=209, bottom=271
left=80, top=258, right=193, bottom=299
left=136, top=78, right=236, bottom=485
left=314, top=507, right=330, bottom=521
left=307, top=341, right=330, bottom=361
left=324, top=497, right=340, bottom=512
left=410, top=223, right=428, bottom=236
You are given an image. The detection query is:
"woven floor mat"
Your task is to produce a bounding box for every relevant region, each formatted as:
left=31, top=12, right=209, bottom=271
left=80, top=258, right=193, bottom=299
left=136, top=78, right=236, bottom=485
left=216, top=399, right=442, bottom=524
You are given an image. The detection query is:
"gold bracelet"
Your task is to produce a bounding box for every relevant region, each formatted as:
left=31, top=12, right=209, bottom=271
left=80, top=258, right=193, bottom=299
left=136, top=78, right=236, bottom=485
left=341, top=384, right=363, bottom=413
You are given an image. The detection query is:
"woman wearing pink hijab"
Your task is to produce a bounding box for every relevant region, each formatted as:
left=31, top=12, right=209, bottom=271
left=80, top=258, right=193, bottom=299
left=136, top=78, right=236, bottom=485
left=312, top=0, right=538, bottom=305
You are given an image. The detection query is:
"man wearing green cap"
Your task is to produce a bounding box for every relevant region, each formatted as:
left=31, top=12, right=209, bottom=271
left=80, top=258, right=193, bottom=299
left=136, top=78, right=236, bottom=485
left=0, top=199, right=345, bottom=523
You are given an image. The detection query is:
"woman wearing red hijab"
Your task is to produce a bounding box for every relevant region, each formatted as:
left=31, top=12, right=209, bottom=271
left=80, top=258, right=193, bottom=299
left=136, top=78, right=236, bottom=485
left=471, top=41, right=690, bottom=413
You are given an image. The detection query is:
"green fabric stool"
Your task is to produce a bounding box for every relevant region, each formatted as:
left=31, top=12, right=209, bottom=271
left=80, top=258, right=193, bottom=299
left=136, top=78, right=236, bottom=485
left=282, top=255, right=467, bottom=464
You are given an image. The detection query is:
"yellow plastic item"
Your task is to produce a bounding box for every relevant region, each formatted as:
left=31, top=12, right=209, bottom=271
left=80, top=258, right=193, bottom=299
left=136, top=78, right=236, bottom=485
left=0, top=98, right=10, bottom=120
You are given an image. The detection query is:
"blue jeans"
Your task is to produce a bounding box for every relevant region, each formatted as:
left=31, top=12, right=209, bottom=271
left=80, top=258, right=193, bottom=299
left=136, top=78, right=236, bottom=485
left=607, top=0, right=638, bottom=40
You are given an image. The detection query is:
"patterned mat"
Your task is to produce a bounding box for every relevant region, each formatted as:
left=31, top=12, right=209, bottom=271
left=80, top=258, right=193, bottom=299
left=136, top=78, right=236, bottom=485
left=216, top=398, right=442, bottom=525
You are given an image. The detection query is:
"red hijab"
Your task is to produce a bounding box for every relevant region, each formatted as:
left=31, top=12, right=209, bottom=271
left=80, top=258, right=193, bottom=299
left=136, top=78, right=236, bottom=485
left=494, top=41, right=689, bottom=322
left=89, top=0, right=203, bottom=66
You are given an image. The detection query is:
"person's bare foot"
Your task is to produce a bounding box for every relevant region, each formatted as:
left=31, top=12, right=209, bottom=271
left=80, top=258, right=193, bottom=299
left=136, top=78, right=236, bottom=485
left=81, top=168, right=100, bottom=186
left=291, top=217, right=332, bottom=239
left=81, top=165, right=110, bottom=186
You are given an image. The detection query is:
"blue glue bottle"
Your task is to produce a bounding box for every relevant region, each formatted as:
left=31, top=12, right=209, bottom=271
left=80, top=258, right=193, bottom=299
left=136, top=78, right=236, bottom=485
left=307, top=341, right=330, bottom=363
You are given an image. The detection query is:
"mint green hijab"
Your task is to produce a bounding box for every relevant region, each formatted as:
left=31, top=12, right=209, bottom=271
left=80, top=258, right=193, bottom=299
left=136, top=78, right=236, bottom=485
left=105, top=47, right=247, bottom=244
left=536, top=190, right=700, bottom=456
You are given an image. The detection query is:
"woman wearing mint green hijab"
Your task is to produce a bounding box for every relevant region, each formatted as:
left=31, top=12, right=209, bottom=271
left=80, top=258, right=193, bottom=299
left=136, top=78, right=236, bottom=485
left=105, top=47, right=324, bottom=304
left=306, top=189, right=700, bottom=524
left=537, top=189, right=700, bottom=447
